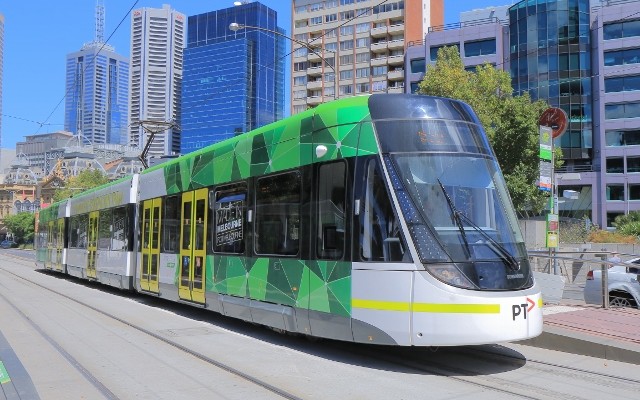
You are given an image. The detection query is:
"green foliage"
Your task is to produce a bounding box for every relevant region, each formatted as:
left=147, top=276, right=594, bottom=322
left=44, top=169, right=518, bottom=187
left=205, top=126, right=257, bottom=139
left=417, top=47, right=556, bottom=217
left=3, top=212, right=35, bottom=244
left=53, top=169, right=111, bottom=202
left=613, top=211, right=640, bottom=236
left=588, top=229, right=638, bottom=244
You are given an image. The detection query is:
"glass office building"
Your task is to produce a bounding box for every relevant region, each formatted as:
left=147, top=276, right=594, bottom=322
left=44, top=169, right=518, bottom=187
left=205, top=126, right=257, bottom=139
left=65, top=43, right=129, bottom=146
left=509, top=0, right=593, bottom=167
left=181, top=2, right=285, bottom=153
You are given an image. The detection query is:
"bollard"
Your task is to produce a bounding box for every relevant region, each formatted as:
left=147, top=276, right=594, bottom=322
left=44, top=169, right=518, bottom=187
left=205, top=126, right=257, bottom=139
left=599, top=253, right=609, bottom=309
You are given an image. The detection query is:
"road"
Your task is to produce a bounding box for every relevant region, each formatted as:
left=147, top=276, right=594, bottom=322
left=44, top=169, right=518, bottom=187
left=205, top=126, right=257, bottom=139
left=1, top=251, right=639, bottom=399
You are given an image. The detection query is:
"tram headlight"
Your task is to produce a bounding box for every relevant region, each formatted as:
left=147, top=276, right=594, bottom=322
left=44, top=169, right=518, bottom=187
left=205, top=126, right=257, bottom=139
left=425, top=264, right=476, bottom=289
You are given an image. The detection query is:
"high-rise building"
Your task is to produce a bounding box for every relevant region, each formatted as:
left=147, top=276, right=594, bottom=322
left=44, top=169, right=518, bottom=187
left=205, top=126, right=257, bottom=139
left=64, top=2, right=129, bottom=146
left=180, top=2, right=285, bottom=153
left=405, top=0, right=640, bottom=229
left=290, top=0, right=443, bottom=114
left=128, top=5, right=185, bottom=158
left=0, top=14, right=4, bottom=149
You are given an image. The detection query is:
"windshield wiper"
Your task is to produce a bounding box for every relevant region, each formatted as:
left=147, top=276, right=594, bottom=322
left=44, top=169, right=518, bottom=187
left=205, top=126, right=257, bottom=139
left=437, top=179, right=471, bottom=260
left=436, top=179, right=520, bottom=271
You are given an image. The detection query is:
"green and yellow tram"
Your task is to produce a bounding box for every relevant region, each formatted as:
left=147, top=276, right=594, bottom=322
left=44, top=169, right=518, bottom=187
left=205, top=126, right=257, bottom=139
left=37, top=94, right=542, bottom=346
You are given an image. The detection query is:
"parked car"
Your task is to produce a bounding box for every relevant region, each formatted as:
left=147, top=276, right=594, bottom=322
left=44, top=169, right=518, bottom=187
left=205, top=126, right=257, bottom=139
left=584, top=257, right=640, bottom=308
left=0, top=240, right=17, bottom=249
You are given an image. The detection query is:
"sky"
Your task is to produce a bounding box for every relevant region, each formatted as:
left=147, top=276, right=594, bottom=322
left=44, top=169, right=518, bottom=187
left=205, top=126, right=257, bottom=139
left=0, top=0, right=507, bottom=150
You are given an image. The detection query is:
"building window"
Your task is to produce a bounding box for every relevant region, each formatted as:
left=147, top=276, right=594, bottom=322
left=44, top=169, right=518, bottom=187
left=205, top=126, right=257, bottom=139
left=355, top=52, right=370, bottom=63
left=604, top=48, right=640, bottom=66
left=607, top=212, right=623, bottom=228
left=356, top=83, right=369, bottom=93
left=606, top=157, right=624, bottom=173
left=293, top=76, right=307, bottom=86
left=339, top=55, right=353, bottom=65
left=372, top=66, right=387, bottom=76
left=339, top=70, right=353, bottom=80
left=356, top=22, right=369, bottom=33
left=410, top=58, right=425, bottom=73
left=630, top=184, right=640, bottom=200
left=339, top=84, right=353, bottom=95
left=628, top=157, right=640, bottom=173
left=604, top=75, right=640, bottom=93
left=356, top=67, right=369, bottom=78
left=325, top=14, right=337, bottom=23
left=606, top=129, right=640, bottom=147
left=605, top=102, right=640, bottom=119
left=340, top=40, right=353, bottom=51
left=372, top=81, right=387, bottom=92
left=604, top=20, right=640, bottom=40
left=340, top=26, right=353, bottom=35
left=464, top=39, right=496, bottom=57
left=607, top=185, right=625, bottom=201
left=430, top=44, right=460, bottom=61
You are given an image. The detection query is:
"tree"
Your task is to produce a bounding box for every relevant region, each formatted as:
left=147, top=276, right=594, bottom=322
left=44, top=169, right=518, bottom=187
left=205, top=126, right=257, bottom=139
left=613, top=211, right=640, bottom=236
left=3, top=212, right=35, bottom=244
left=417, top=46, right=557, bottom=217
left=53, top=169, right=111, bottom=202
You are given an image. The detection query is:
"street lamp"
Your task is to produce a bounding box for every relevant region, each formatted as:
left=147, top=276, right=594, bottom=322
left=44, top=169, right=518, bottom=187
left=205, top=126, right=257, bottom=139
left=229, top=22, right=337, bottom=101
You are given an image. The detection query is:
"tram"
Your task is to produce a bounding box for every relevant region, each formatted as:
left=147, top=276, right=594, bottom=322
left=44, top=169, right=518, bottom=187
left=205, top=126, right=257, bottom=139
left=36, top=94, right=543, bottom=346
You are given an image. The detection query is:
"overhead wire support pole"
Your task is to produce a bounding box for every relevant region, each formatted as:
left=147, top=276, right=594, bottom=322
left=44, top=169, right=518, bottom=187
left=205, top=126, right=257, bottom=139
left=135, top=120, right=177, bottom=169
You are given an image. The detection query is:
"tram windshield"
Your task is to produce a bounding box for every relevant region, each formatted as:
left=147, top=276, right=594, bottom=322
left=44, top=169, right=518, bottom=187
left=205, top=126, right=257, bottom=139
left=377, top=118, right=531, bottom=290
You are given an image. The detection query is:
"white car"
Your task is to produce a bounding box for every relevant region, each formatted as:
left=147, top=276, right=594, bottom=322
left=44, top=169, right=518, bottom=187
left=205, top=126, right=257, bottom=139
left=584, top=258, right=640, bottom=308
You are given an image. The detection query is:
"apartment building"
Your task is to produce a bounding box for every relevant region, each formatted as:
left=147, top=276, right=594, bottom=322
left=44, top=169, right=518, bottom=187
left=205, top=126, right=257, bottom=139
left=291, top=0, right=443, bottom=114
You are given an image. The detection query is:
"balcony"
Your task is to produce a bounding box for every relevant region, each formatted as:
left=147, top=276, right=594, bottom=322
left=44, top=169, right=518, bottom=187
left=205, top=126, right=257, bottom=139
left=387, top=39, right=405, bottom=51
left=371, top=56, right=388, bottom=66
left=388, top=69, right=404, bottom=80
left=388, top=86, right=404, bottom=94
left=307, top=80, right=323, bottom=90
left=307, top=51, right=321, bottom=62
left=306, top=66, right=323, bottom=76
left=307, top=96, right=323, bottom=105
left=370, top=26, right=387, bottom=37
left=371, top=41, right=388, bottom=53
left=387, top=55, right=404, bottom=65
left=388, top=23, right=404, bottom=35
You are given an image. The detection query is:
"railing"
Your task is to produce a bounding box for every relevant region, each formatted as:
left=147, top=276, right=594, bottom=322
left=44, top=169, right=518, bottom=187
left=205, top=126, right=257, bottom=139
left=528, top=249, right=639, bottom=309
left=428, top=17, right=505, bottom=33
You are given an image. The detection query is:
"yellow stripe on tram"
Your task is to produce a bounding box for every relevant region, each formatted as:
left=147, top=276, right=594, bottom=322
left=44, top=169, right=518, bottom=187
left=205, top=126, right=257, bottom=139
left=352, top=299, right=501, bottom=314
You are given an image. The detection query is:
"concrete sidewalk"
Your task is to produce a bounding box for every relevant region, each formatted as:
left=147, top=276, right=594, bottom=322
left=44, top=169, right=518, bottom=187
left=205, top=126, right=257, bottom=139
left=517, top=303, right=640, bottom=365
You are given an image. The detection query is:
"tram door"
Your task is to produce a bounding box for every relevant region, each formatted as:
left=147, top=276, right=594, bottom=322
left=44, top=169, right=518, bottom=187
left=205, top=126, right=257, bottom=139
left=87, top=211, right=99, bottom=279
left=178, top=188, right=207, bottom=304
left=47, top=220, right=55, bottom=269
left=55, top=218, right=64, bottom=271
left=140, top=198, right=161, bottom=293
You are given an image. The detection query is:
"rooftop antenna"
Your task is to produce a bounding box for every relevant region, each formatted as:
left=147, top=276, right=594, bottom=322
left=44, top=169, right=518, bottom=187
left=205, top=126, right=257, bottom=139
left=95, top=0, right=105, bottom=44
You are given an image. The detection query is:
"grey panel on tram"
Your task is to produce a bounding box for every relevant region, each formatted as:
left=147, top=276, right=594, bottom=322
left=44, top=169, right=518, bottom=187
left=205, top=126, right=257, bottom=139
left=352, top=319, right=399, bottom=345
left=221, top=295, right=253, bottom=322
left=249, top=300, right=296, bottom=332
left=308, top=310, right=353, bottom=342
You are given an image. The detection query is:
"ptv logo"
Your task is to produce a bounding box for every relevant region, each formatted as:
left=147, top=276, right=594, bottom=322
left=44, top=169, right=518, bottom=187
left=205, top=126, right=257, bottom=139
left=512, top=298, right=536, bottom=321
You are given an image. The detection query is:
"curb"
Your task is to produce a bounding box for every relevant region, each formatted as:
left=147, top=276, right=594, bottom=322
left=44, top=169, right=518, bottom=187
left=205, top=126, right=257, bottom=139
left=517, top=325, right=640, bottom=365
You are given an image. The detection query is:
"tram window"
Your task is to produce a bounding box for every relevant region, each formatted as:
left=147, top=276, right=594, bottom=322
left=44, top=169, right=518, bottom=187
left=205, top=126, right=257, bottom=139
left=182, top=201, right=192, bottom=250
left=255, top=172, right=301, bottom=256
left=360, top=159, right=405, bottom=262
left=112, top=207, right=127, bottom=251
left=317, top=161, right=346, bottom=260
left=162, top=196, right=180, bottom=254
left=212, top=183, right=247, bottom=254
left=195, top=199, right=206, bottom=251
left=98, top=209, right=112, bottom=250
left=77, top=214, right=89, bottom=249
left=69, top=217, right=79, bottom=248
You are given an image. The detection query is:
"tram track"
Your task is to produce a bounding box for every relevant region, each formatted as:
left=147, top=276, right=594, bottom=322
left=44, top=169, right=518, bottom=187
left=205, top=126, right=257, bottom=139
left=0, top=262, right=303, bottom=400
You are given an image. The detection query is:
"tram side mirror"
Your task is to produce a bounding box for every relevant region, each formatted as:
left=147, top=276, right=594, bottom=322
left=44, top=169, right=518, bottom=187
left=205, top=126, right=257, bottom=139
left=323, top=224, right=338, bottom=250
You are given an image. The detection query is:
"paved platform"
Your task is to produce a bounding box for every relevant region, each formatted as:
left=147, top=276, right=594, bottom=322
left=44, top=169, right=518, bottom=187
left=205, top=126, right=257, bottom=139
left=518, top=304, right=640, bottom=365
left=0, top=331, right=40, bottom=400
